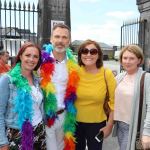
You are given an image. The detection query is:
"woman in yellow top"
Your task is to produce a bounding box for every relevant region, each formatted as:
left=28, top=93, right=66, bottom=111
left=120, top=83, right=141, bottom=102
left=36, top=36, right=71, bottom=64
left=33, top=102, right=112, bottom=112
left=75, top=39, right=116, bottom=150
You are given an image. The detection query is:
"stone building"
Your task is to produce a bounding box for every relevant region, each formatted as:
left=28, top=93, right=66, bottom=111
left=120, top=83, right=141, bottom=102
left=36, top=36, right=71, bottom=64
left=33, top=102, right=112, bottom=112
left=38, top=0, right=70, bottom=45
left=137, top=0, right=150, bottom=71
left=71, top=40, right=115, bottom=60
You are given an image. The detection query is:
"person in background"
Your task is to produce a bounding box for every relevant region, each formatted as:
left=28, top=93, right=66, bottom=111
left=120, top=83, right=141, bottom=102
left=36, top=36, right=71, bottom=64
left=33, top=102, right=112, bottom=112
left=40, top=24, right=79, bottom=150
left=10, top=56, right=17, bottom=68
left=114, top=44, right=150, bottom=150
left=75, top=39, right=116, bottom=150
left=0, top=50, right=11, bottom=74
left=0, top=42, right=46, bottom=150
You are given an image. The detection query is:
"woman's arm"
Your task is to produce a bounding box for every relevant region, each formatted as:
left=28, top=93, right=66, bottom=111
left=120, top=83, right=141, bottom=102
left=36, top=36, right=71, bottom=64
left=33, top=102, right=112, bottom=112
left=100, top=110, right=114, bottom=138
left=0, top=75, right=10, bottom=147
left=100, top=68, right=116, bottom=138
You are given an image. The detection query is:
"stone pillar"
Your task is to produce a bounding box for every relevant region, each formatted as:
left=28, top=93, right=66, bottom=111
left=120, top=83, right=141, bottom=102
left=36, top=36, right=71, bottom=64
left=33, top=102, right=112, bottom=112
left=137, top=0, right=150, bottom=71
left=37, top=0, right=71, bottom=46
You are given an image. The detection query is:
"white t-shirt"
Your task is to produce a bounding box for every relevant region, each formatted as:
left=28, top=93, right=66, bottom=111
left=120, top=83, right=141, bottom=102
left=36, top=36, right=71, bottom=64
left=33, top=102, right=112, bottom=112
left=52, top=59, right=68, bottom=110
left=31, top=85, right=43, bottom=126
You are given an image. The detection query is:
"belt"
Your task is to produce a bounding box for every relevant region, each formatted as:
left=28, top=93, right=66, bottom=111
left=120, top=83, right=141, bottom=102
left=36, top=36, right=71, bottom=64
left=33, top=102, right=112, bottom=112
left=56, top=109, right=65, bottom=115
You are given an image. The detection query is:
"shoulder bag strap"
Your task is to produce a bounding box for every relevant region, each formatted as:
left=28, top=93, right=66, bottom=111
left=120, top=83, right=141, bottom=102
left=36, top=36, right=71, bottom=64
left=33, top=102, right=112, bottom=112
left=137, top=72, right=146, bottom=133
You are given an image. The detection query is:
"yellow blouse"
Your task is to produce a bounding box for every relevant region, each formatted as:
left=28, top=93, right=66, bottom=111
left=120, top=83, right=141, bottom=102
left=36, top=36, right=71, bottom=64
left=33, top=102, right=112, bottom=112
left=75, top=66, right=116, bottom=123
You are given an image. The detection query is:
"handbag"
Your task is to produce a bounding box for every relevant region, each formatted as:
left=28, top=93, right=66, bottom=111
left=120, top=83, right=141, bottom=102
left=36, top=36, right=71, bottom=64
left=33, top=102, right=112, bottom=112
left=103, top=69, right=111, bottom=119
left=135, top=72, right=146, bottom=150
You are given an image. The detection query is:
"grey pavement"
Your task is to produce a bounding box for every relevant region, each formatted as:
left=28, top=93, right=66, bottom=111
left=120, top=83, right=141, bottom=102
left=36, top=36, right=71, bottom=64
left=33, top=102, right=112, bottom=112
left=103, top=133, right=119, bottom=150
left=85, top=134, right=119, bottom=150
left=103, top=60, right=120, bottom=76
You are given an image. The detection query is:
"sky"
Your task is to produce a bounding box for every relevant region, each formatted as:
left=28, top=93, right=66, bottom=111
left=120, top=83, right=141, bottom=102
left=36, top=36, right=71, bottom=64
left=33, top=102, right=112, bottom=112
left=70, top=0, right=140, bottom=46
left=1, top=0, right=140, bottom=46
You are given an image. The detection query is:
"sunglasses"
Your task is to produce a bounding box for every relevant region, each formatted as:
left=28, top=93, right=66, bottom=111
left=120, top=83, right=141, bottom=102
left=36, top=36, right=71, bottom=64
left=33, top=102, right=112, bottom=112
left=81, top=48, right=98, bottom=55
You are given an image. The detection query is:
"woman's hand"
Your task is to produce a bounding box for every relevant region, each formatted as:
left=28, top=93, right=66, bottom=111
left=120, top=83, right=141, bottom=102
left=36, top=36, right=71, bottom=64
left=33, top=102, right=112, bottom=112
left=100, top=123, right=113, bottom=138
left=141, top=135, right=150, bottom=149
left=100, top=110, right=114, bottom=138
left=0, top=145, right=9, bottom=150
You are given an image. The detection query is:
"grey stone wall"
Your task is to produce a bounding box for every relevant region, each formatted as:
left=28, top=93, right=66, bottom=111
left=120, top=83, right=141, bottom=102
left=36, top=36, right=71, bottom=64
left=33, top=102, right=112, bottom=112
left=38, top=0, right=70, bottom=46
left=137, top=0, right=150, bottom=5
left=137, top=0, right=150, bottom=71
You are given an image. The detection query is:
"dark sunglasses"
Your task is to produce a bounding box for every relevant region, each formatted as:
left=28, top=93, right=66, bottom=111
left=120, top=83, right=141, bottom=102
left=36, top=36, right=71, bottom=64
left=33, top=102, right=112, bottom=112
left=81, top=48, right=98, bottom=55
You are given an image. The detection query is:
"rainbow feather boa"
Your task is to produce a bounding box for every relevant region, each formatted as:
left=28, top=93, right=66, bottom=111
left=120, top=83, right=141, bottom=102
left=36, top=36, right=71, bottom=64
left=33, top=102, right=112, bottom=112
left=8, top=63, right=33, bottom=150
left=40, top=44, right=79, bottom=150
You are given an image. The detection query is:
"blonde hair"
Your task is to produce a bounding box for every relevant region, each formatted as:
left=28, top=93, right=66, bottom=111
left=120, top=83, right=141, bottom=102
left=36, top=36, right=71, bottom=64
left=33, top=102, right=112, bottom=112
left=119, top=44, right=144, bottom=65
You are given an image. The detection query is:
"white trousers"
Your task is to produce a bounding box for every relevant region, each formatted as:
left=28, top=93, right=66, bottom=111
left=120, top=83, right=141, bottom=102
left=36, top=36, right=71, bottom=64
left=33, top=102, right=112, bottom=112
left=46, top=112, right=65, bottom=150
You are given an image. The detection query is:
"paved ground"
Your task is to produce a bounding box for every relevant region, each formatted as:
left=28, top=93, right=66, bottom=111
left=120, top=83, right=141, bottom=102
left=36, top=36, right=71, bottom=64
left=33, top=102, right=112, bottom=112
left=103, top=60, right=120, bottom=76
left=103, top=133, right=119, bottom=150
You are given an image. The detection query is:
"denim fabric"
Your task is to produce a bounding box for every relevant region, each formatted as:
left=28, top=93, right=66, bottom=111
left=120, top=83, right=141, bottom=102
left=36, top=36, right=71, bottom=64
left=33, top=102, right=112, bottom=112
left=0, top=74, right=44, bottom=147
left=116, top=121, right=129, bottom=150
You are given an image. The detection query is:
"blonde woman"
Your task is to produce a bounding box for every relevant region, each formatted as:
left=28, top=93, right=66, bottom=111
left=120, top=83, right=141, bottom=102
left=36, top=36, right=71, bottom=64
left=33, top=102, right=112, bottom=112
left=114, top=45, right=150, bottom=150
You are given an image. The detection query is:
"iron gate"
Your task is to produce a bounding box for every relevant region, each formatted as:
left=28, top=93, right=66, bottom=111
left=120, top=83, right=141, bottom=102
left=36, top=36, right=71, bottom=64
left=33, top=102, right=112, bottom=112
left=120, top=19, right=147, bottom=49
left=0, top=0, right=40, bottom=57
left=120, top=19, right=147, bottom=70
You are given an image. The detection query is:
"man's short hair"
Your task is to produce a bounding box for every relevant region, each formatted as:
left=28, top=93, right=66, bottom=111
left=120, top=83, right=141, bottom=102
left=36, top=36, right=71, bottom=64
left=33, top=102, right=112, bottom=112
left=51, top=23, right=71, bottom=38
left=52, top=23, right=70, bottom=32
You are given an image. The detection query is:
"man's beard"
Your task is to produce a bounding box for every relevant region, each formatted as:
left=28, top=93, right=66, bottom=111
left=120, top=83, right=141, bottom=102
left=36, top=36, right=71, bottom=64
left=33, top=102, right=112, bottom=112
left=54, top=47, right=66, bottom=53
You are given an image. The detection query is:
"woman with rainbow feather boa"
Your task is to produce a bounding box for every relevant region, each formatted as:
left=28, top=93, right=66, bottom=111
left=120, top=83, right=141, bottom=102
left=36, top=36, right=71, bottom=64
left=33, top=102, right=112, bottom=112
left=40, top=24, right=79, bottom=150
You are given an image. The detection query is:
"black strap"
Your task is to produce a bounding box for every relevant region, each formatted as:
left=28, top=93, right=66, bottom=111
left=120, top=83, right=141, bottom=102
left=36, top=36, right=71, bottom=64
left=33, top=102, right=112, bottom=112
left=137, top=72, right=146, bottom=134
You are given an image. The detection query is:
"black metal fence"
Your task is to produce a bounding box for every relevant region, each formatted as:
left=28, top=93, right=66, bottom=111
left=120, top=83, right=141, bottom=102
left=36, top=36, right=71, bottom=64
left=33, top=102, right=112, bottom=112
left=120, top=19, right=147, bottom=50
left=120, top=19, right=147, bottom=70
left=0, top=0, right=40, bottom=56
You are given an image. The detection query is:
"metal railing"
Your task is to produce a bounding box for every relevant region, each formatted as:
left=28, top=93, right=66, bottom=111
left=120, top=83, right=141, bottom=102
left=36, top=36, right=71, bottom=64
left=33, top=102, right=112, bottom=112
left=120, top=19, right=147, bottom=70
left=120, top=19, right=147, bottom=50
left=0, top=0, right=40, bottom=56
